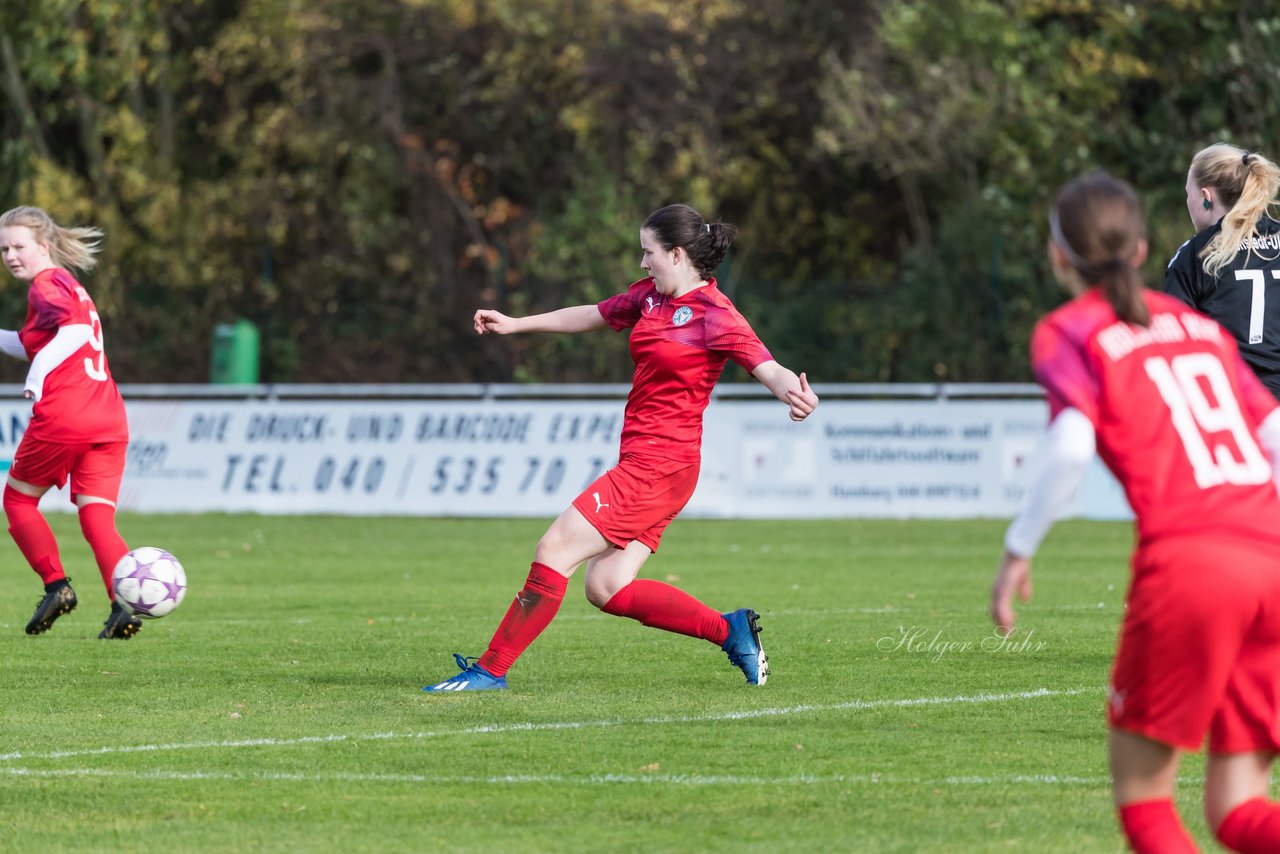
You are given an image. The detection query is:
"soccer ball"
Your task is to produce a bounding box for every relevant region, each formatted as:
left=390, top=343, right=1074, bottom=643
left=111, top=547, right=187, bottom=618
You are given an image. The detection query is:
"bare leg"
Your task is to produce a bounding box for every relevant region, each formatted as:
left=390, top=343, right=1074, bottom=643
left=582, top=541, right=652, bottom=608
left=1111, top=728, right=1180, bottom=804
left=1205, top=750, right=1279, bottom=854
left=1110, top=728, right=1196, bottom=853
left=533, top=504, right=612, bottom=576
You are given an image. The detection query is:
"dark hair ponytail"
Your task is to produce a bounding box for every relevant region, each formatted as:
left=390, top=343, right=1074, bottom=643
left=1050, top=172, right=1149, bottom=326
left=642, top=203, right=737, bottom=278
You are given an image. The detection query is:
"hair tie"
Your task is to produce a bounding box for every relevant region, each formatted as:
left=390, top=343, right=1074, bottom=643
left=1243, top=151, right=1256, bottom=166
left=1049, top=209, right=1092, bottom=270
left=703, top=223, right=711, bottom=235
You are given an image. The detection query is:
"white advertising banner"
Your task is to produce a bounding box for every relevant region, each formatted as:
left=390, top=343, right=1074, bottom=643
left=118, top=400, right=623, bottom=515
left=693, top=400, right=1048, bottom=518
left=694, top=398, right=1130, bottom=520
left=0, top=396, right=1132, bottom=520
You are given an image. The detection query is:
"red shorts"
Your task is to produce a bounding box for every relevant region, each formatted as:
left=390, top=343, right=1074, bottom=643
left=1109, top=536, right=1280, bottom=753
left=10, top=436, right=127, bottom=505
left=571, top=453, right=700, bottom=553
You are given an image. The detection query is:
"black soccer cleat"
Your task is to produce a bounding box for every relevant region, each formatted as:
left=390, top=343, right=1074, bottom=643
left=98, top=602, right=142, bottom=640
left=25, top=580, right=78, bottom=635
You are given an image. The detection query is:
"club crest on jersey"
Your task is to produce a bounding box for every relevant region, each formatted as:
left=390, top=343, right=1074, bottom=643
left=671, top=306, right=693, bottom=326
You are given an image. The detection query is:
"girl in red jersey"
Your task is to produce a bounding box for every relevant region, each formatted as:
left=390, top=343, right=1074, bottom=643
left=992, top=173, right=1280, bottom=853
left=424, top=203, right=818, bottom=692
left=0, top=206, right=140, bottom=640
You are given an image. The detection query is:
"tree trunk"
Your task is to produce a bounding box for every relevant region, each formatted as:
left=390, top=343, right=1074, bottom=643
left=0, top=33, right=51, bottom=159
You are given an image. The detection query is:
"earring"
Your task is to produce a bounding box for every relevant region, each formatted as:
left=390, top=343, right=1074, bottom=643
left=1203, top=199, right=1212, bottom=210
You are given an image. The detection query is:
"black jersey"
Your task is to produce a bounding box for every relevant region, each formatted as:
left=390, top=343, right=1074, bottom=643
left=1165, top=215, right=1280, bottom=399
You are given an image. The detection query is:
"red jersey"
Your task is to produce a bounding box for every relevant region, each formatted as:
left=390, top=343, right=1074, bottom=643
left=19, top=268, right=127, bottom=443
left=1032, top=287, right=1280, bottom=546
left=598, top=277, right=772, bottom=461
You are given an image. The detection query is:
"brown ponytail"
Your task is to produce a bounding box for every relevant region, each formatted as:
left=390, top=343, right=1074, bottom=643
left=1050, top=172, right=1149, bottom=326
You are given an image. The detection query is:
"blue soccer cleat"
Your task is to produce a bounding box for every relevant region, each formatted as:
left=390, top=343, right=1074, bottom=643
left=721, top=608, right=769, bottom=686
left=421, top=653, right=508, bottom=692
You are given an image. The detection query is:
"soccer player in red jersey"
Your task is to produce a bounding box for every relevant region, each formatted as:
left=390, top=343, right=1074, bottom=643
left=424, top=203, right=818, bottom=692
left=0, top=206, right=140, bottom=639
left=991, top=173, right=1280, bottom=853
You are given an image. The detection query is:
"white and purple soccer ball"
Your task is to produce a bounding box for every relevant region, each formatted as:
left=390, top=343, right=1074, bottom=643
left=111, top=547, right=187, bottom=618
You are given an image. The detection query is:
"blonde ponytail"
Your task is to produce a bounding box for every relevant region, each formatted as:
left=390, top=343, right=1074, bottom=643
left=1190, top=144, right=1280, bottom=277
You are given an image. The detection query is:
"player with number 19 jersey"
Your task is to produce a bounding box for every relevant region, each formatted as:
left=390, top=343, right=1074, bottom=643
left=1032, top=287, right=1280, bottom=548
left=1037, top=286, right=1280, bottom=753
left=20, top=268, right=127, bottom=444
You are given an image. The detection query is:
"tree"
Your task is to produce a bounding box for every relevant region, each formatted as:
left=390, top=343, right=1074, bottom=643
left=3, top=0, right=1279, bottom=385
left=813, top=0, right=1279, bottom=380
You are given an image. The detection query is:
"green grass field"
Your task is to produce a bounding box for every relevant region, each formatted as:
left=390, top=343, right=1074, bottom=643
left=0, top=515, right=1224, bottom=852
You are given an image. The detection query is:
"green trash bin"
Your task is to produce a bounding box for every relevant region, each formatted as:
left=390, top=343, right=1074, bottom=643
left=210, top=320, right=260, bottom=384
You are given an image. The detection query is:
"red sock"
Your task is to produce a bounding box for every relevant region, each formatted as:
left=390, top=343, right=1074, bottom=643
left=4, top=485, right=64, bottom=586
left=477, top=562, right=568, bottom=677
left=1217, top=797, right=1280, bottom=853
left=78, top=503, right=129, bottom=599
left=601, top=579, right=729, bottom=645
left=1118, top=799, right=1196, bottom=854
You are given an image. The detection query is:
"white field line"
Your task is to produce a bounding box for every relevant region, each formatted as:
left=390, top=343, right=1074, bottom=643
left=135, top=601, right=1123, bottom=627
left=0, top=766, right=1117, bottom=787
left=0, top=686, right=1097, bottom=765
left=1, top=605, right=1116, bottom=629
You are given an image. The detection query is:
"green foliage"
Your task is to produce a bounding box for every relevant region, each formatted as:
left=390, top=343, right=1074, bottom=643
left=815, top=0, right=1280, bottom=379
left=501, top=156, right=640, bottom=383
left=2, top=1, right=1279, bottom=382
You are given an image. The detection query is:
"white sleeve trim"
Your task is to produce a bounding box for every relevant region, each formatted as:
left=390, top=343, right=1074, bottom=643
left=1256, top=408, right=1280, bottom=494
left=1004, top=407, right=1097, bottom=558
left=0, top=329, right=27, bottom=361
left=24, top=324, right=92, bottom=402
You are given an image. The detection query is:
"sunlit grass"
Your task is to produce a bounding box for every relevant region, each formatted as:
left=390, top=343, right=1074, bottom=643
left=0, top=515, right=1209, bottom=852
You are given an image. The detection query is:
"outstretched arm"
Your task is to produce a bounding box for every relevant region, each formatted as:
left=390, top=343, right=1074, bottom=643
left=991, top=407, right=1095, bottom=632
left=990, top=552, right=1033, bottom=635
left=751, top=360, right=818, bottom=422
left=474, top=305, right=607, bottom=336
left=0, top=329, right=27, bottom=362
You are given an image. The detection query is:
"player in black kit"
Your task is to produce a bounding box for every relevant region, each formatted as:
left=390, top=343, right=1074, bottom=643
left=1166, top=143, right=1280, bottom=399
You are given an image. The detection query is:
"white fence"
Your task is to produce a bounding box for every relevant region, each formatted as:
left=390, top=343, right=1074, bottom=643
left=3, top=383, right=1131, bottom=520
